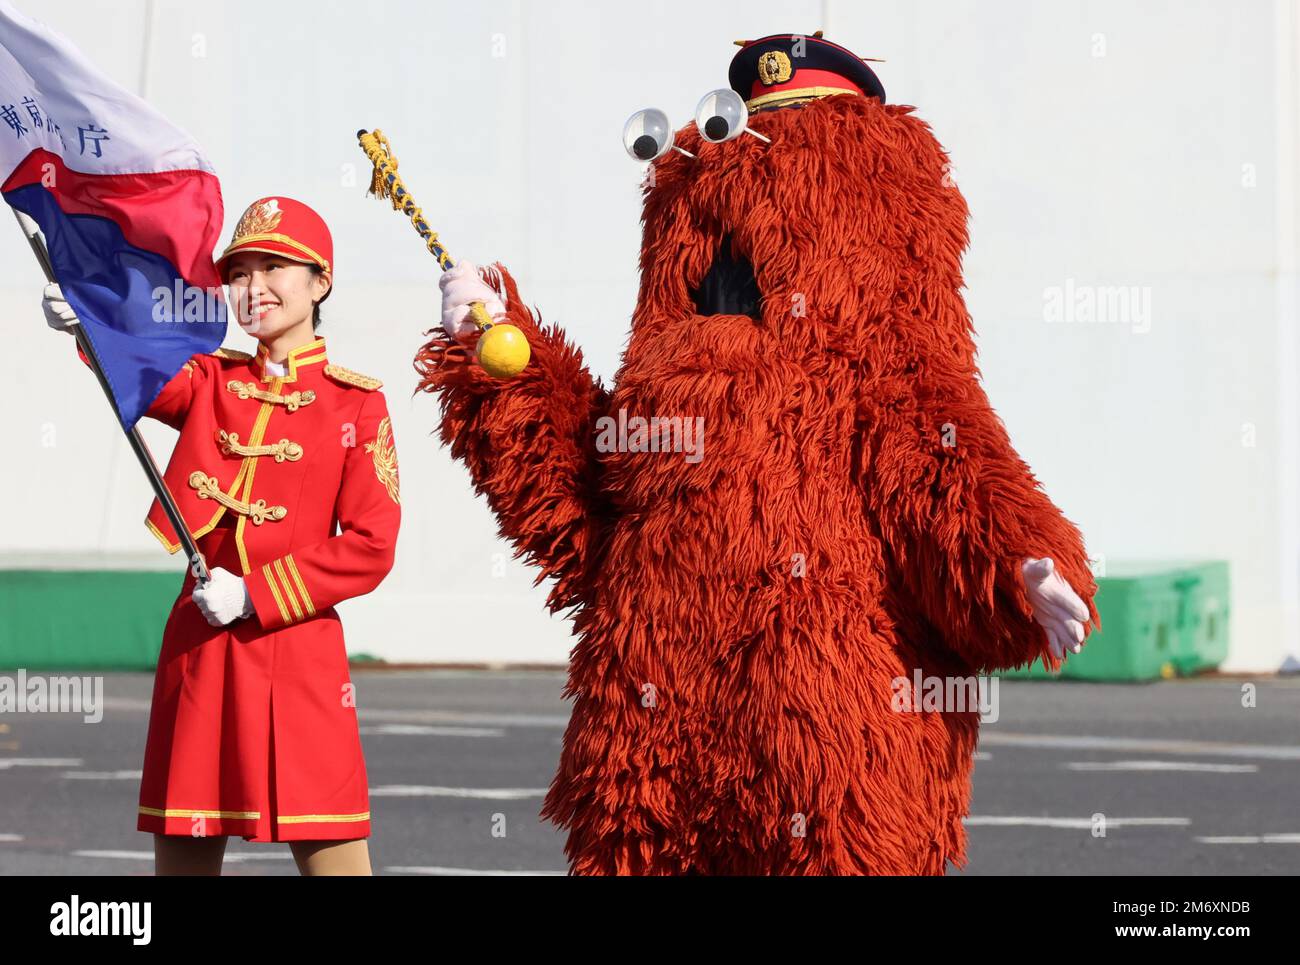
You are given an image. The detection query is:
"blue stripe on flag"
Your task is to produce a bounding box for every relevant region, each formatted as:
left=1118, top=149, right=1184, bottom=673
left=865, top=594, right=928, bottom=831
left=7, top=182, right=226, bottom=429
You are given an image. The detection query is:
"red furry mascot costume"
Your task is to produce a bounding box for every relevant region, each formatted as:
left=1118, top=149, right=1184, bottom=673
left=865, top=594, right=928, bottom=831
left=416, top=32, right=1099, bottom=875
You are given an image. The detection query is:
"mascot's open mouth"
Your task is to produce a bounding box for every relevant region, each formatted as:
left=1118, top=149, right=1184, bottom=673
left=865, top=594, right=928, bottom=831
left=690, top=233, right=762, bottom=320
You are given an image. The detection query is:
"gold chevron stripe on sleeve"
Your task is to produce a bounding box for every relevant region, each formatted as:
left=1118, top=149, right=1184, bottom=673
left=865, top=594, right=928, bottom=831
left=272, top=558, right=304, bottom=622
left=284, top=554, right=316, bottom=617
left=262, top=563, right=291, bottom=625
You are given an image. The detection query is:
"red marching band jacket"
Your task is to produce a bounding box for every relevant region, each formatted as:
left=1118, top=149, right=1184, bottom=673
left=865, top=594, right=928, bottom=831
left=80, top=337, right=401, bottom=628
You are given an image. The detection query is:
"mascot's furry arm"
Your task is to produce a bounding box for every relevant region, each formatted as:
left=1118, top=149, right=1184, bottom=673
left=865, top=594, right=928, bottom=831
left=856, top=289, right=1100, bottom=675
left=414, top=264, right=612, bottom=612
left=851, top=114, right=1099, bottom=673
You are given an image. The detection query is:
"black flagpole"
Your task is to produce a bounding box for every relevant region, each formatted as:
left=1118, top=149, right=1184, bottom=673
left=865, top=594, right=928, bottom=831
left=13, top=208, right=211, bottom=584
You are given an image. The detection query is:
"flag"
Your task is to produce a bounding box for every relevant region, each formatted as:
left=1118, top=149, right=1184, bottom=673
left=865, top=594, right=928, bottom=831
left=0, top=0, right=225, bottom=429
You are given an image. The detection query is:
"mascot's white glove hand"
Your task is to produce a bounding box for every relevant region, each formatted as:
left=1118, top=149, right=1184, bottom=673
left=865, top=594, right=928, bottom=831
left=191, top=566, right=254, bottom=627
left=1022, top=557, right=1090, bottom=661
left=439, top=260, right=506, bottom=345
left=42, top=283, right=80, bottom=332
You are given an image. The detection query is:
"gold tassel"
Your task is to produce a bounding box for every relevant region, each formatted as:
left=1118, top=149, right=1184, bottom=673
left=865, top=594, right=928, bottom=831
left=357, top=128, right=453, bottom=270
left=361, top=129, right=400, bottom=207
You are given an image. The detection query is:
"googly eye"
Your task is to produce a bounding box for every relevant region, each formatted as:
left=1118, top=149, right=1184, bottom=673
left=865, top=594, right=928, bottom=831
left=623, top=108, right=674, bottom=161
left=694, top=88, right=748, bottom=143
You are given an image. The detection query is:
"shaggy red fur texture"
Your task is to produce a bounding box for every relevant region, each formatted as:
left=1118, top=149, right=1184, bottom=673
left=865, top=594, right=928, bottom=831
left=414, top=92, right=1098, bottom=875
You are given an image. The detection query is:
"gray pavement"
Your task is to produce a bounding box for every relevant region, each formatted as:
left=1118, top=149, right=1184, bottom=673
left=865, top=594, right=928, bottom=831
left=0, top=670, right=1297, bottom=875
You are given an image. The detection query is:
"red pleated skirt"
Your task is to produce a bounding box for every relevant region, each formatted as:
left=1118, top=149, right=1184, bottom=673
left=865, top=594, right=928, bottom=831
left=136, top=520, right=371, bottom=842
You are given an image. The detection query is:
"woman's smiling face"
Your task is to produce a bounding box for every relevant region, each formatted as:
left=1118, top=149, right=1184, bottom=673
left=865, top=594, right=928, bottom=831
left=225, top=251, right=329, bottom=338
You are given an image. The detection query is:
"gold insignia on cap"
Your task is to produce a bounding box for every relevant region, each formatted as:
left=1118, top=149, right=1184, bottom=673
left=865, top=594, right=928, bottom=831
left=757, top=50, right=793, bottom=86
left=232, top=199, right=283, bottom=240
left=324, top=364, right=383, bottom=391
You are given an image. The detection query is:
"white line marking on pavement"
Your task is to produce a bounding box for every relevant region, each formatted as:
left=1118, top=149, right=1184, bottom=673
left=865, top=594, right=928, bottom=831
left=965, top=816, right=1190, bottom=829
left=72, top=850, right=293, bottom=862
left=1195, top=834, right=1300, bottom=844
left=370, top=785, right=547, bottom=800
left=359, top=725, right=505, bottom=737
left=358, top=670, right=565, bottom=681
left=61, top=770, right=143, bottom=780
left=980, top=732, right=1300, bottom=761
left=1064, top=761, right=1258, bottom=773
left=0, top=834, right=22, bottom=842
left=973, top=752, right=992, bottom=761
left=101, top=698, right=152, bottom=712
left=0, top=758, right=82, bottom=769
left=359, top=709, right=567, bottom=728
left=385, top=865, right=566, bottom=876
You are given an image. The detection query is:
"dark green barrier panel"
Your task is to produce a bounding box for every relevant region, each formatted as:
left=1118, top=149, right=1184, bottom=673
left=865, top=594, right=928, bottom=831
left=0, top=558, right=182, bottom=671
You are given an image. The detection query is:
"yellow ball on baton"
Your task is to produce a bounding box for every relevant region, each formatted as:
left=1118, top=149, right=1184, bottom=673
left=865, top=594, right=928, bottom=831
left=475, top=322, right=531, bottom=380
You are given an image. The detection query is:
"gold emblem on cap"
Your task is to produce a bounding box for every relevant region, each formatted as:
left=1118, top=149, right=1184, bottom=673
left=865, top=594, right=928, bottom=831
left=232, top=199, right=283, bottom=240
left=757, top=50, right=793, bottom=86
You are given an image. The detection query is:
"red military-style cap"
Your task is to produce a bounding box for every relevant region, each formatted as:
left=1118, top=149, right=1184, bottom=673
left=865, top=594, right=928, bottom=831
left=729, top=31, right=886, bottom=113
left=215, top=196, right=333, bottom=283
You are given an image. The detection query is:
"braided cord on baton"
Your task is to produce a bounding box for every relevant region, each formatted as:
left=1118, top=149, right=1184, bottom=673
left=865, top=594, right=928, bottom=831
left=356, top=128, right=494, bottom=332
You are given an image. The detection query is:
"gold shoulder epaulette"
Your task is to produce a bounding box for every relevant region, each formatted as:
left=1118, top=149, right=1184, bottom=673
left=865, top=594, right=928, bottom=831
left=212, top=347, right=254, bottom=362
left=324, top=364, right=383, bottom=391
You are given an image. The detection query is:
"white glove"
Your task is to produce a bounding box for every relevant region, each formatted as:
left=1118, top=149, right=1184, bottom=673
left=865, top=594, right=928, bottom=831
left=439, top=260, right=506, bottom=344
left=191, top=566, right=254, bottom=627
left=1022, top=557, right=1090, bottom=661
left=42, top=283, right=79, bottom=331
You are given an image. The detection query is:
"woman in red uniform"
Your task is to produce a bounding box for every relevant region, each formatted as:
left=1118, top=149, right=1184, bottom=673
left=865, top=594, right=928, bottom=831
left=44, top=197, right=401, bottom=875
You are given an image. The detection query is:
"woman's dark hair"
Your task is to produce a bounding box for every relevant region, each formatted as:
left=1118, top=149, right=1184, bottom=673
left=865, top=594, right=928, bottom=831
left=309, top=264, right=330, bottom=330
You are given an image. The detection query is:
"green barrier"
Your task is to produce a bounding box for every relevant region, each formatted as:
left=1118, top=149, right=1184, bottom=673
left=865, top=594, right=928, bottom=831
left=0, top=555, right=181, bottom=671
left=1004, top=560, right=1230, bottom=681
left=0, top=557, right=1231, bottom=679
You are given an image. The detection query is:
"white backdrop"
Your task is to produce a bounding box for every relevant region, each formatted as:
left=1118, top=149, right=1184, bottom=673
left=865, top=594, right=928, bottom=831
left=1, top=0, right=1296, bottom=671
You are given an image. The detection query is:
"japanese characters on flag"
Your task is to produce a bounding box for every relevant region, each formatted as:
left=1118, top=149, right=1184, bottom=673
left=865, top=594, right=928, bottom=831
left=0, top=0, right=226, bottom=428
